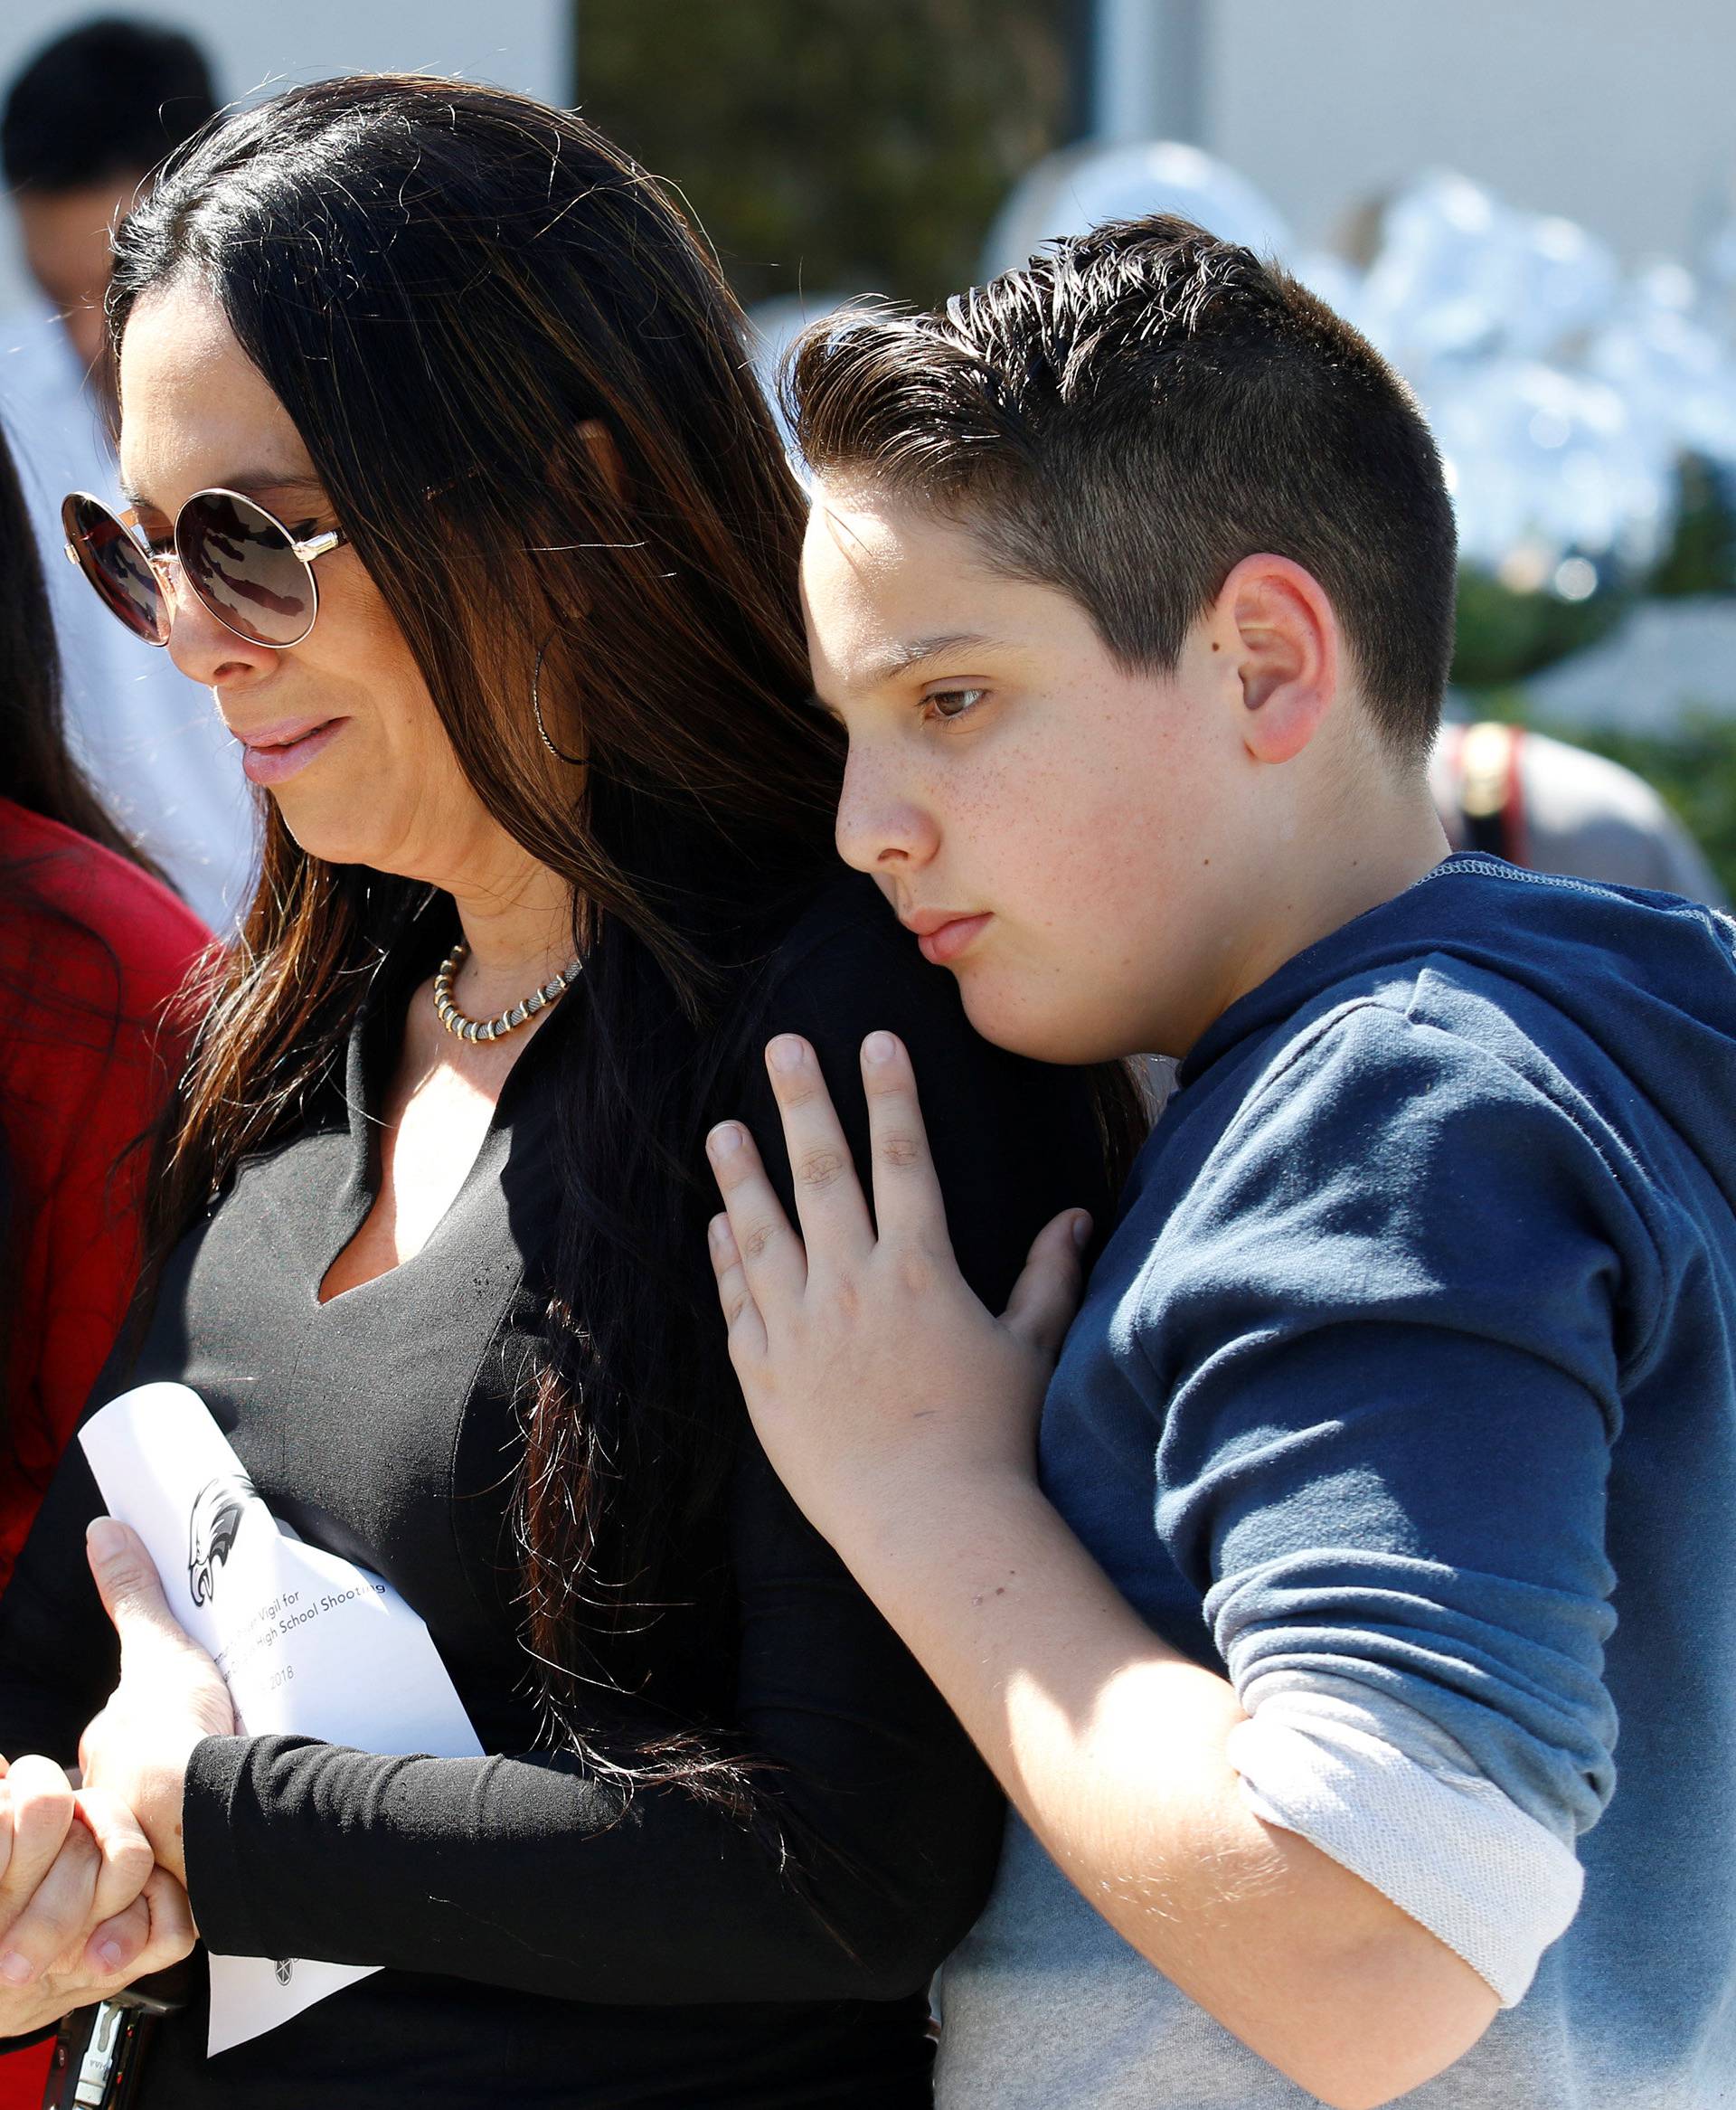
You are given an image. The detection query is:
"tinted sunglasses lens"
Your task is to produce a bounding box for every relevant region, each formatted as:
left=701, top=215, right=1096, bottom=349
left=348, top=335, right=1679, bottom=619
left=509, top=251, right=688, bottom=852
left=62, top=494, right=166, bottom=644
left=177, top=490, right=316, bottom=647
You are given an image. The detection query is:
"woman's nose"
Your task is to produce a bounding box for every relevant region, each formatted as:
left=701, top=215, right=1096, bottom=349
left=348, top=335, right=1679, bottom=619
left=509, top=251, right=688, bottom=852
left=161, top=565, right=279, bottom=688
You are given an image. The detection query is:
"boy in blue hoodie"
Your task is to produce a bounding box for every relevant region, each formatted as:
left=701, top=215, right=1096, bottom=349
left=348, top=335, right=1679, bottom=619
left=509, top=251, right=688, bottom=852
left=703, top=215, right=1736, bottom=2109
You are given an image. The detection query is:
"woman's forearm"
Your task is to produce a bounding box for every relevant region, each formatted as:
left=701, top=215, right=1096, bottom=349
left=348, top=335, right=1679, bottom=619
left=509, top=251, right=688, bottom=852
left=179, top=1731, right=986, bottom=2005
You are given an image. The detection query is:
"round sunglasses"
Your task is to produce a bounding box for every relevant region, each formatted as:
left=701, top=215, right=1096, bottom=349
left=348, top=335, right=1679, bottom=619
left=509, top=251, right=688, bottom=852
left=61, top=487, right=347, bottom=650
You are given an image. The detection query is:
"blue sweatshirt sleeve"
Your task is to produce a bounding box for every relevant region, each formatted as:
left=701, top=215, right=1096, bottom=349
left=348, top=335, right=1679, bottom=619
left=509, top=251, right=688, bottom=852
left=1130, top=996, right=1643, bottom=1995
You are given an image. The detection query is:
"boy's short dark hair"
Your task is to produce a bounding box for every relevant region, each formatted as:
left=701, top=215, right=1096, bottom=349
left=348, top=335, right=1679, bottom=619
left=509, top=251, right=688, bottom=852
left=788, top=215, right=1458, bottom=764
left=2, top=17, right=216, bottom=194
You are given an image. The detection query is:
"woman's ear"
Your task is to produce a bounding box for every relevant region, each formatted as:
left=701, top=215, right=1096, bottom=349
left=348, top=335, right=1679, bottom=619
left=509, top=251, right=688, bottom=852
left=576, top=417, right=627, bottom=503
left=1216, top=554, right=1339, bottom=766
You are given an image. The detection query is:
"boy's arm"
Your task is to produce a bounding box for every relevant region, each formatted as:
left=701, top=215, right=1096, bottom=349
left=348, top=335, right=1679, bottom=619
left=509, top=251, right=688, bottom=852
left=706, top=1021, right=1620, bottom=2110
left=816, top=1462, right=1500, bottom=2110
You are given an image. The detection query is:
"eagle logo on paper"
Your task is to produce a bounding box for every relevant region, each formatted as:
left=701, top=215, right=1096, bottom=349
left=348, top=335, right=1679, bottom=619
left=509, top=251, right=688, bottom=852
left=187, top=1472, right=259, bottom=1607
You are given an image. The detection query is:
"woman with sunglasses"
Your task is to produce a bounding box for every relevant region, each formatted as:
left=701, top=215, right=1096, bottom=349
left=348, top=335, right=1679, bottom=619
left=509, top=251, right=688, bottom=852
left=0, top=76, right=1137, bottom=2110
left=0, top=417, right=210, bottom=2110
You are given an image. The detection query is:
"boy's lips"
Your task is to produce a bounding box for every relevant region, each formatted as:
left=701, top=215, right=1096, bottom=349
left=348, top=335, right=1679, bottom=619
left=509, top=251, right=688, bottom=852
left=232, top=714, right=349, bottom=787
left=902, top=907, right=993, bottom=967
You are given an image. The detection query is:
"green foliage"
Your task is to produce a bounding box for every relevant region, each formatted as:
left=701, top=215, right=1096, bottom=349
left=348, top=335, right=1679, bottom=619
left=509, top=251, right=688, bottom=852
left=1650, top=454, right=1736, bottom=600
left=1450, top=568, right=1632, bottom=688
left=571, top=0, right=1080, bottom=310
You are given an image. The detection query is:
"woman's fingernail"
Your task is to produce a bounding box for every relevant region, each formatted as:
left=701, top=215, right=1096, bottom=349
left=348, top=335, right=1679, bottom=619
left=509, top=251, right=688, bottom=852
left=0, top=1952, right=34, bottom=1985
left=863, top=1031, right=897, bottom=1064
left=96, top=1938, right=125, bottom=1972
left=1071, top=1213, right=1093, bottom=1250
left=768, top=1035, right=806, bottom=1073
left=708, top=1123, right=743, bottom=1159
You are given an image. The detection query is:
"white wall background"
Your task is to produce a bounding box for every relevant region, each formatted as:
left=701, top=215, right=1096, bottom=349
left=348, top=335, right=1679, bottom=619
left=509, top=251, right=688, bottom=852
left=0, top=0, right=570, bottom=313
left=1205, top=0, right=1736, bottom=265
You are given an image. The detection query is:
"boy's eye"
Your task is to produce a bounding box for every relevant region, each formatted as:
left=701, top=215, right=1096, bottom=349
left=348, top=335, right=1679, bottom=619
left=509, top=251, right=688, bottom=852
left=923, top=686, right=988, bottom=724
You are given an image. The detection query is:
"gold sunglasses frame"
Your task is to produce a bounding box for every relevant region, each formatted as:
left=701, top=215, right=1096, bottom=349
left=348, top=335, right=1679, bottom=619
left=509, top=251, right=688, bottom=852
left=61, top=486, right=348, bottom=651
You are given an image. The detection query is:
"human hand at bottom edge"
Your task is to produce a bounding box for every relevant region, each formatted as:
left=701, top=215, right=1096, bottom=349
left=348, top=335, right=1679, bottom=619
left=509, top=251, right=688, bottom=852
left=0, top=1753, right=194, bottom=2038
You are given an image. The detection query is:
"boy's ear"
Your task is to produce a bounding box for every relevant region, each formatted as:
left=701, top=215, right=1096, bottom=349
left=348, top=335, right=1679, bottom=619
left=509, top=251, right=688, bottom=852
left=1216, top=554, right=1339, bottom=765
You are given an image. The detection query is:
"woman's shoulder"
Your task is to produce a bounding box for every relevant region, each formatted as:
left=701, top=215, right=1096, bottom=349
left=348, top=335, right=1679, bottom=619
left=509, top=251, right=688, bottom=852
left=752, top=869, right=967, bottom=1044
left=734, top=873, right=1118, bottom=1310
left=741, top=867, right=1094, bottom=1138
left=0, top=797, right=212, bottom=1019
left=764, top=867, right=913, bottom=969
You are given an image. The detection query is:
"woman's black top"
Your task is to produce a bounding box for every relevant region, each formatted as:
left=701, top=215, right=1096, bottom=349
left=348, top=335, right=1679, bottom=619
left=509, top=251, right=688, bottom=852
left=0, top=875, right=1114, bottom=2109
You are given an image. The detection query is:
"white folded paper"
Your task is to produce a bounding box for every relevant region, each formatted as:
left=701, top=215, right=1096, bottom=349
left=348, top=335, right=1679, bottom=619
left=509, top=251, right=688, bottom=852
left=80, top=1381, right=483, bottom=2056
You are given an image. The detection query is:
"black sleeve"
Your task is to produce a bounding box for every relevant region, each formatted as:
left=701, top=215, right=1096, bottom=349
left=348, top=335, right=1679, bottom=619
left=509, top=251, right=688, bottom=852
left=85, top=891, right=1113, bottom=2005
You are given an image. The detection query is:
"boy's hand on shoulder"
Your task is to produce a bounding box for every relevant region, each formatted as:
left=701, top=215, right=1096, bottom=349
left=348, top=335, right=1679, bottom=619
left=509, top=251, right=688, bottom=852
left=706, top=1030, right=1092, bottom=1554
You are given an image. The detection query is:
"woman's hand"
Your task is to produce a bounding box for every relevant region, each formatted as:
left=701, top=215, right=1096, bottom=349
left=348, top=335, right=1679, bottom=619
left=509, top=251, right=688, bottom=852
left=704, top=1031, right=1091, bottom=1556
left=78, top=1519, right=235, bottom=1888
left=0, top=1754, right=195, bottom=2034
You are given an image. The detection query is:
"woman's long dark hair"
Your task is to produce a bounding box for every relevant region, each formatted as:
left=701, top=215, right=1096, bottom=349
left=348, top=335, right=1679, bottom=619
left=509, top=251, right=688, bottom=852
left=0, top=426, right=143, bottom=861
left=0, top=417, right=164, bottom=1429
left=115, top=79, right=1141, bottom=1791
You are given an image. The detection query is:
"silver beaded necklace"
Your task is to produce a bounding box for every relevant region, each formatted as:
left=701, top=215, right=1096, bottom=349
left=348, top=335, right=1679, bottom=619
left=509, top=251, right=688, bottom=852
left=431, top=939, right=583, bottom=1045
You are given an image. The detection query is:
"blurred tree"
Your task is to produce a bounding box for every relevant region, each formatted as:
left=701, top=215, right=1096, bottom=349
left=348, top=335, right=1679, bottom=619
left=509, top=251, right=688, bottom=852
left=1450, top=567, right=1632, bottom=688
left=1650, top=454, right=1736, bottom=600
left=1454, top=455, right=1736, bottom=686
left=572, top=0, right=1083, bottom=310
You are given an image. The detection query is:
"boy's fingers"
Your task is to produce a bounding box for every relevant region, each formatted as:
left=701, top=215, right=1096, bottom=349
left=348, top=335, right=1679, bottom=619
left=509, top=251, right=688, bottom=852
left=0, top=1758, right=75, bottom=1926
left=705, top=1122, right=807, bottom=1304
left=762, top=1037, right=873, bottom=1261
left=72, top=1793, right=155, bottom=1932
left=83, top=1894, right=151, bottom=1982
left=859, top=1035, right=947, bottom=1243
left=0, top=1821, right=97, bottom=1984
left=708, top=1215, right=769, bottom=1360
left=705, top=1211, right=741, bottom=1301
left=1001, top=1210, right=1092, bottom=1360
left=138, top=1866, right=197, bottom=1965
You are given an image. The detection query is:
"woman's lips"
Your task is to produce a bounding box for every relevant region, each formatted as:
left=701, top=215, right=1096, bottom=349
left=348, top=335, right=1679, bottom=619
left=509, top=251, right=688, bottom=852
left=916, top=912, right=992, bottom=967
left=239, top=718, right=347, bottom=787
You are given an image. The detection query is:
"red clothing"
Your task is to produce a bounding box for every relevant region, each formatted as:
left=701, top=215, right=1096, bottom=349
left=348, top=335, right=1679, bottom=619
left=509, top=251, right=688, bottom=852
left=0, top=2043, right=46, bottom=2109
left=0, top=798, right=206, bottom=2105
left=0, top=797, right=209, bottom=1583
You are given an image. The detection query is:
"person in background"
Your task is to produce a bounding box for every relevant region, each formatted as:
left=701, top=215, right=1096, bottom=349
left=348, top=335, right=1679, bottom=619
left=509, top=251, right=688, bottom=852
left=1430, top=715, right=1729, bottom=904
left=0, top=411, right=208, bottom=2107
left=1, top=16, right=254, bottom=925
